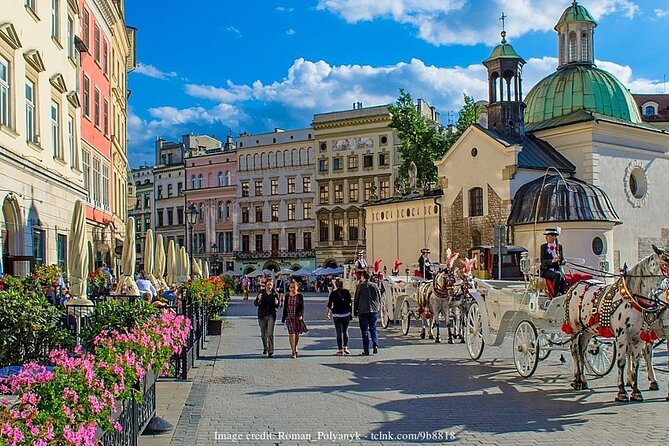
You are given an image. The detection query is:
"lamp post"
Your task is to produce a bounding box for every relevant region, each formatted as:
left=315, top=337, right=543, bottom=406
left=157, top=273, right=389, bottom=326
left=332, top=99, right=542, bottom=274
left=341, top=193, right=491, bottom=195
left=211, top=243, right=219, bottom=276
left=185, top=202, right=199, bottom=278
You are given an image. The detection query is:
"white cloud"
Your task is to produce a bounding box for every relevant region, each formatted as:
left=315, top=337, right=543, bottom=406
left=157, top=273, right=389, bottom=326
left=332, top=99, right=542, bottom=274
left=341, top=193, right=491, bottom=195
left=276, top=6, right=294, bottom=12
left=226, top=26, right=241, bottom=38
left=316, top=0, right=641, bottom=45
left=286, top=28, right=296, bottom=36
left=134, top=63, right=177, bottom=80
left=185, top=82, right=253, bottom=102
left=655, top=9, right=669, bottom=17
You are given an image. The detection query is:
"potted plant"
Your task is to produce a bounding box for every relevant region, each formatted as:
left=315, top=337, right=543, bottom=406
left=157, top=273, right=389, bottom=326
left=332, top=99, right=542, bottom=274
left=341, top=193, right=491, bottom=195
left=182, top=276, right=232, bottom=336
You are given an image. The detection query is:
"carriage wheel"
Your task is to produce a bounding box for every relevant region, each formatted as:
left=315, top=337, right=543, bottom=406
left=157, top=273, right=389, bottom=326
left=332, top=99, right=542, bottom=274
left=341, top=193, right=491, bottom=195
left=513, top=320, right=539, bottom=378
left=537, top=333, right=555, bottom=361
left=379, top=300, right=390, bottom=329
left=585, top=336, right=616, bottom=376
left=400, top=300, right=411, bottom=336
left=466, top=303, right=484, bottom=360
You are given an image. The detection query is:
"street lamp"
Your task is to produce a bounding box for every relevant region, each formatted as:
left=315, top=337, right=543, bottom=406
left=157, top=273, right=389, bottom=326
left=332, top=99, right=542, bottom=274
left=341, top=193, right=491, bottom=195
left=211, top=243, right=219, bottom=276
left=185, top=202, right=199, bottom=278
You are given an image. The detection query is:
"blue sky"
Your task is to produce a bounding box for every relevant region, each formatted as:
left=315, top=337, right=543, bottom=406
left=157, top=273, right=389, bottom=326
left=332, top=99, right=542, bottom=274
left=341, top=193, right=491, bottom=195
left=126, top=0, right=669, bottom=167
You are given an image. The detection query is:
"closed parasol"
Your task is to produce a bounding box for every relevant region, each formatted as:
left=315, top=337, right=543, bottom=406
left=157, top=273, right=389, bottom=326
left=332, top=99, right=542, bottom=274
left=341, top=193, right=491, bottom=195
left=117, top=217, right=139, bottom=296
left=166, top=239, right=176, bottom=285
left=154, top=234, right=167, bottom=290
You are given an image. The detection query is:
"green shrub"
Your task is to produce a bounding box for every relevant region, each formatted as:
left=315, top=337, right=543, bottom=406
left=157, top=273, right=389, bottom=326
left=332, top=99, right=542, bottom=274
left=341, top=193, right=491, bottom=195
left=0, top=289, right=70, bottom=368
left=80, top=298, right=157, bottom=350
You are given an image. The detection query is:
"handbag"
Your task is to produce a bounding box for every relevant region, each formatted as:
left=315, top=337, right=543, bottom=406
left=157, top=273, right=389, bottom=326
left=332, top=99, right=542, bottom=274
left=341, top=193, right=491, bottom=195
left=299, top=319, right=309, bottom=334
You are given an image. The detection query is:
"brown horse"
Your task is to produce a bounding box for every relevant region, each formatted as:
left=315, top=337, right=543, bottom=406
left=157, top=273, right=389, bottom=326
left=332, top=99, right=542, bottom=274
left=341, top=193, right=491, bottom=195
left=563, top=245, right=669, bottom=402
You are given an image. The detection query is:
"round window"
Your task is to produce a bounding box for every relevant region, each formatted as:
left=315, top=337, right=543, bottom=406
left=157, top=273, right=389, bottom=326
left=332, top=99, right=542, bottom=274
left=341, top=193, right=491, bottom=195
left=592, top=237, right=605, bottom=256
left=380, top=136, right=388, bottom=144
left=624, top=162, right=648, bottom=207
left=471, top=147, right=478, bottom=157
left=319, top=142, right=327, bottom=151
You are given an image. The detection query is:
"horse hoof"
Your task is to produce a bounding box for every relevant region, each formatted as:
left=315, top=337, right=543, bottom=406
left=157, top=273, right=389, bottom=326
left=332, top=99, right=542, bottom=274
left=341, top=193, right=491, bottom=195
left=615, top=394, right=629, bottom=403
left=665, top=395, right=669, bottom=401
left=429, top=335, right=434, bottom=340
left=630, top=393, right=643, bottom=402
left=460, top=338, right=465, bottom=344
left=435, top=338, right=441, bottom=344
left=581, top=382, right=588, bottom=390
left=420, top=332, right=426, bottom=340
left=570, top=381, right=584, bottom=390
left=447, top=338, right=453, bottom=344
left=649, top=381, right=660, bottom=391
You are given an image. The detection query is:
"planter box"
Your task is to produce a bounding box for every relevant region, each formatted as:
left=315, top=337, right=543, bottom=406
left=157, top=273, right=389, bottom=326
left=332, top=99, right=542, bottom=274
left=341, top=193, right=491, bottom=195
left=207, top=319, right=222, bottom=336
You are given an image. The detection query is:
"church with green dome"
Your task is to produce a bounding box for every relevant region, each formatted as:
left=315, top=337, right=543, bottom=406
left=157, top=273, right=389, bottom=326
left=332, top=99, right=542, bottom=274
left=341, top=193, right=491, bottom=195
left=435, top=1, right=669, bottom=274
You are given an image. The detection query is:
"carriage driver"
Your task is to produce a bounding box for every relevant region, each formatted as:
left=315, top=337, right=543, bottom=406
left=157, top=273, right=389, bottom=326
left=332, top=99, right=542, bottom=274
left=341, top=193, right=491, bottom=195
left=354, top=250, right=368, bottom=280
left=418, top=248, right=434, bottom=280
left=540, top=228, right=568, bottom=296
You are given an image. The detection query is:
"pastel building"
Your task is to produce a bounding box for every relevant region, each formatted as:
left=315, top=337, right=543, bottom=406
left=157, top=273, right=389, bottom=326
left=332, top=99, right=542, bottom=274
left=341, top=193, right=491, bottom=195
left=236, top=128, right=316, bottom=275
left=1, top=0, right=85, bottom=274
left=184, top=134, right=238, bottom=275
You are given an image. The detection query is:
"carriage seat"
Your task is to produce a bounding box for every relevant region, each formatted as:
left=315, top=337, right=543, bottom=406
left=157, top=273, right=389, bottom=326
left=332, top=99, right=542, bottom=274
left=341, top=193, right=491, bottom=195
left=414, top=269, right=422, bottom=278
left=544, top=272, right=593, bottom=298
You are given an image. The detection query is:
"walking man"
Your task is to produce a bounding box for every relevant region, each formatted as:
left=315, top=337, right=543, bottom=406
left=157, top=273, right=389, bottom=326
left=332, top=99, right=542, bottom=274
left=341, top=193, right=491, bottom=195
left=354, top=270, right=381, bottom=355
left=254, top=280, right=279, bottom=357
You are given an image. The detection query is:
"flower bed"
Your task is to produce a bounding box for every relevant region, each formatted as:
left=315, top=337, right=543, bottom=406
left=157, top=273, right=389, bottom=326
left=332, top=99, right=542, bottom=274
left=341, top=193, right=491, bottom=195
left=0, top=312, right=190, bottom=446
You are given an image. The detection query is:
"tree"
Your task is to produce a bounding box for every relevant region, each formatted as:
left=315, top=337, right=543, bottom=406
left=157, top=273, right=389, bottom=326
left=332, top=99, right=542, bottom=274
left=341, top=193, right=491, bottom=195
left=389, top=89, right=480, bottom=189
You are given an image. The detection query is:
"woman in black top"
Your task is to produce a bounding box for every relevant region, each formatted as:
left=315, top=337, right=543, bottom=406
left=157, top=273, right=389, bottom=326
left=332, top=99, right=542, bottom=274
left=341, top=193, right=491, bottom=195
left=254, top=280, right=279, bottom=357
left=327, top=278, right=353, bottom=355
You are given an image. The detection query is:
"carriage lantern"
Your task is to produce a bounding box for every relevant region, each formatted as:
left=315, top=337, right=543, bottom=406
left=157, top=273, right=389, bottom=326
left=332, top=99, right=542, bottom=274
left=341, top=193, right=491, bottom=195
left=598, top=255, right=610, bottom=273
left=519, top=252, right=531, bottom=276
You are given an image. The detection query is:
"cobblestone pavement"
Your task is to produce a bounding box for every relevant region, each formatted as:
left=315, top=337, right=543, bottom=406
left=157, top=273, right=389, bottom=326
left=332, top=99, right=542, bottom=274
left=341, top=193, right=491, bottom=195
left=168, top=294, right=669, bottom=446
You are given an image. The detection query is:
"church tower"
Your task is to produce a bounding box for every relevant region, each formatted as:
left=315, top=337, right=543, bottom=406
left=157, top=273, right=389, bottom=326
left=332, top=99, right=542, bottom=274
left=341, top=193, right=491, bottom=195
left=482, top=14, right=526, bottom=139
left=555, top=0, right=596, bottom=68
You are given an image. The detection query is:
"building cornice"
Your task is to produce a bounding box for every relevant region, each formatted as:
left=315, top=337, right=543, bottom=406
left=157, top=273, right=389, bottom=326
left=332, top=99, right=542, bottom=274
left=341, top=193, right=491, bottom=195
left=312, top=115, right=391, bottom=130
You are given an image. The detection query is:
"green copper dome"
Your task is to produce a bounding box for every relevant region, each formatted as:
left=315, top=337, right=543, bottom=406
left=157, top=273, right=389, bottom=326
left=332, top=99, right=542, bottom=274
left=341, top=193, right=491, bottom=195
left=483, top=42, right=525, bottom=63
left=524, top=64, right=642, bottom=126
left=555, top=1, right=596, bottom=29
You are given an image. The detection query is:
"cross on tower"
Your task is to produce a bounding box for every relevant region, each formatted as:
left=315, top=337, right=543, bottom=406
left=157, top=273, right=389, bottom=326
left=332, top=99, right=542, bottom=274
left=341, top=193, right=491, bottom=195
left=499, top=12, right=507, bottom=31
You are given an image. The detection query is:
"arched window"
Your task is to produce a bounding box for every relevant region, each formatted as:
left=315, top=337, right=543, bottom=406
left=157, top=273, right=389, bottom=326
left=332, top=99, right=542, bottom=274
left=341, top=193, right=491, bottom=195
left=253, top=153, right=259, bottom=170
left=198, top=203, right=204, bottom=221
left=580, top=31, right=589, bottom=62
left=225, top=200, right=232, bottom=219
left=284, top=150, right=290, bottom=167
left=218, top=201, right=224, bottom=219
left=568, top=31, right=577, bottom=62
left=299, top=148, right=305, bottom=165
left=261, top=152, right=267, bottom=169
left=291, top=149, right=297, bottom=166
left=197, top=174, right=204, bottom=189
left=276, top=151, right=283, bottom=167
left=645, top=105, right=656, bottom=116
left=468, top=187, right=484, bottom=217
left=190, top=175, right=196, bottom=190
left=225, top=171, right=231, bottom=186
left=239, top=156, right=246, bottom=171
left=217, top=171, right=224, bottom=186
left=306, top=147, right=313, bottom=164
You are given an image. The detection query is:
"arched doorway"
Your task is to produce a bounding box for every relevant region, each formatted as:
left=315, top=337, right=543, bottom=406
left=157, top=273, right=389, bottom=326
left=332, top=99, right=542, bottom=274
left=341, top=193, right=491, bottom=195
left=262, top=260, right=280, bottom=273
left=323, top=259, right=338, bottom=268
left=2, top=194, right=25, bottom=275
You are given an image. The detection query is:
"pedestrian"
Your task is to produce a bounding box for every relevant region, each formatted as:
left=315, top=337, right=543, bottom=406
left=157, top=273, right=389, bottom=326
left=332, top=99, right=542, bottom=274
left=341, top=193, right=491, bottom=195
left=275, top=275, right=286, bottom=307
left=354, top=270, right=381, bottom=355
left=254, top=280, right=279, bottom=357
left=242, top=275, right=250, bottom=300
left=282, top=281, right=307, bottom=358
left=327, top=278, right=353, bottom=355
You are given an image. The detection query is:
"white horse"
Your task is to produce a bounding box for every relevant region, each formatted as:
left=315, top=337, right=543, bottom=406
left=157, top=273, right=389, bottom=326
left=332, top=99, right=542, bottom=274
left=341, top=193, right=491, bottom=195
left=418, top=250, right=461, bottom=343
left=563, top=245, right=669, bottom=402
left=627, top=277, right=669, bottom=399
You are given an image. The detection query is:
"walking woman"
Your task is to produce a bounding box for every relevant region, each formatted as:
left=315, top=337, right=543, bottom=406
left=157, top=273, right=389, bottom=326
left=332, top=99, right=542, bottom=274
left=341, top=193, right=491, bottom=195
left=254, top=280, right=279, bottom=357
left=327, top=278, right=353, bottom=355
left=282, top=281, right=307, bottom=358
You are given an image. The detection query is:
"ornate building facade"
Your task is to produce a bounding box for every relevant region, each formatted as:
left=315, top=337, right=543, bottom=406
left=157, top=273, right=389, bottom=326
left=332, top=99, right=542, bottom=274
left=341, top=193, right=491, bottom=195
left=184, top=134, right=237, bottom=275
left=235, top=128, right=316, bottom=275
left=1, top=0, right=85, bottom=274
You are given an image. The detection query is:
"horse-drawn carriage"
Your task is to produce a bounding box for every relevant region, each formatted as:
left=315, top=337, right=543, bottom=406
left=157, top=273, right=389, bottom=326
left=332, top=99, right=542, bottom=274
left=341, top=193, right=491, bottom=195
left=464, top=277, right=616, bottom=377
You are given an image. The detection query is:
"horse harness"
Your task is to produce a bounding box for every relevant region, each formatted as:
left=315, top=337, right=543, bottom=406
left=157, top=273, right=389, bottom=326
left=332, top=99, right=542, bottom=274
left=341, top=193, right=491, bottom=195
left=563, top=275, right=669, bottom=339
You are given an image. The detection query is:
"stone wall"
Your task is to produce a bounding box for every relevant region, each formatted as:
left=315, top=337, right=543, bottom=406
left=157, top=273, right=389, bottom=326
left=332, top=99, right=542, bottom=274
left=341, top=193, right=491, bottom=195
left=443, top=185, right=511, bottom=257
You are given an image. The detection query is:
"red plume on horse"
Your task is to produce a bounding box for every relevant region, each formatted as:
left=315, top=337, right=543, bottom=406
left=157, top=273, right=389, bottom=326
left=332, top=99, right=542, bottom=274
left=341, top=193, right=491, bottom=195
left=393, top=259, right=403, bottom=275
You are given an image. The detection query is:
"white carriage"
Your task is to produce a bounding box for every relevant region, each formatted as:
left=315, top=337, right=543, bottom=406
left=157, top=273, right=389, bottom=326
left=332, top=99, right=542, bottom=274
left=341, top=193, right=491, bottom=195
left=465, top=276, right=617, bottom=378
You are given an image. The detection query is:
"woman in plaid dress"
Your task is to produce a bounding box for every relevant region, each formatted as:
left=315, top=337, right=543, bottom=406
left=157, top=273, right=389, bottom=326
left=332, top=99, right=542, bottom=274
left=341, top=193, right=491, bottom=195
left=282, top=281, right=306, bottom=358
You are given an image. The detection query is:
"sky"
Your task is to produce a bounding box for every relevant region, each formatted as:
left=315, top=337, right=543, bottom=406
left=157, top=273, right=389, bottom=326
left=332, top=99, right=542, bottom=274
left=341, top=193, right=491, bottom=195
left=125, top=0, right=669, bottom=167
